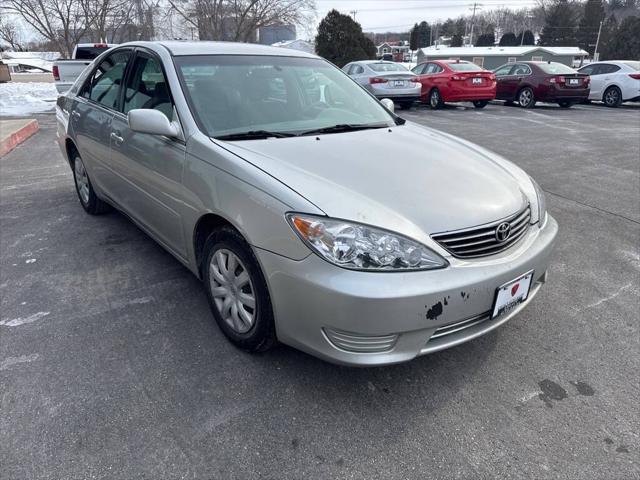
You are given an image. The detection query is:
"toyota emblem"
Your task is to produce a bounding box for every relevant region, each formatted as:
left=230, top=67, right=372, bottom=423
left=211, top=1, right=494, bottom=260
left=495, top=222, right=511, bottom=242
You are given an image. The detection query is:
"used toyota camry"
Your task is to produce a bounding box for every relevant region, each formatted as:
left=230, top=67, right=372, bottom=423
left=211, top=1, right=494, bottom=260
left=56, top=41, right=557, bottom=366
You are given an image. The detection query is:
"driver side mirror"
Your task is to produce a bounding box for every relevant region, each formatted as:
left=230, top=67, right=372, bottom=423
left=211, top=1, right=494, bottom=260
left=380, top=98, right=395, bottom=113
left=128, top=109, right=181, bottom=138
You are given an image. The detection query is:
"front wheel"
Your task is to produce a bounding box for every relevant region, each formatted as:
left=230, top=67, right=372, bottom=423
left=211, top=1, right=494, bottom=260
left=473, top=100, right=488, bottom=109
left=603, top=86, right=622, bottom=107
left=428, top=88, right=444, bottom=109
left=203, top=227, right=276, bottom=352
left=518, top=87, right=536, bottom=109
left=72, top=154, right=111, bottom=215
left=558, top=100, right=572, bottom=108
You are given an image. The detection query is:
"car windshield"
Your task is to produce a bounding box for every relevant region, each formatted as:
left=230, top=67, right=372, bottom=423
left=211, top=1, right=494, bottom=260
left=537, top=63, right=577, bottom=75
left=368, top=62, right=407, bottom=72
left=622, top=61, right=640, bottom=70
left=447, top=62, right=483, bottom=72
left=175, top=55, right=395, bottom=138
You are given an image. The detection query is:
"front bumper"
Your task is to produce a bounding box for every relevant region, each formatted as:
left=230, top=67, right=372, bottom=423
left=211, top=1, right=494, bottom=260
left=256, top=215, right=558, bottom=366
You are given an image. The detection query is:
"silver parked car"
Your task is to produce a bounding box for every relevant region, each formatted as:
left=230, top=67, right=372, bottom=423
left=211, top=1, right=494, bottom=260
left=343, top=60, right=421, bottom=109
left=56, top=41, right=557, bottom=366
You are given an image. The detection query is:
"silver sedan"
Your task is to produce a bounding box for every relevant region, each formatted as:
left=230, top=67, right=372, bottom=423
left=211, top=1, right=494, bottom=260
left=56, top=41, right=557, bottom=366
left=343, top=60, right=421, bottom=109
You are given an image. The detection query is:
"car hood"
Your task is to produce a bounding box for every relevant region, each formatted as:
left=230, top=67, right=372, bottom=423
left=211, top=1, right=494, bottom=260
left=216, top=123, right=532, bottom=240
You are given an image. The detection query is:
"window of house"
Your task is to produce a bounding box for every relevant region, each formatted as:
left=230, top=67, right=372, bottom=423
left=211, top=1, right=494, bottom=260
left=472, top=57, right=484, bottom=67
left=507, top=57, right=517, bottom=63
left=531, top=56, right=543, bottom=62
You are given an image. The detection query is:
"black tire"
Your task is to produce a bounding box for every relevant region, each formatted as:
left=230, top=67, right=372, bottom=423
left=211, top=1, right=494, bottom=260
left=517, top=87, right=536, bottom=109
left=473, top=100, right=488, bottom=109
left=398, top=101, right=414, bottom=110
left=202, top=226, right=276, bottom=353
left=71, top=154, right=111, bottom=215
left=428, top=88, right=444, bottom=109
left=504, top=100, right=515, bottom=106
left=558, top=100, right=572, bottom=108
left=603, top=86, right=622, bottom=108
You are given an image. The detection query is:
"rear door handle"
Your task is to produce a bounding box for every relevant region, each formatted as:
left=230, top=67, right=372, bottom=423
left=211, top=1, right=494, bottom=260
left=110, top=132, right=124, bottom=145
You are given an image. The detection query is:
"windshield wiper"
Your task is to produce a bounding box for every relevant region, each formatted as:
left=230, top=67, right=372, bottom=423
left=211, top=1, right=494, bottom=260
left=298, top=123, right=390, bottom=137
left=215, top=130, right=297, bottom=141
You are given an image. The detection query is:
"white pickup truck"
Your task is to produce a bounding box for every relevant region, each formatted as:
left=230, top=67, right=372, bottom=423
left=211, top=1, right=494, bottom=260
left=52, top=43, right=116, bottom=93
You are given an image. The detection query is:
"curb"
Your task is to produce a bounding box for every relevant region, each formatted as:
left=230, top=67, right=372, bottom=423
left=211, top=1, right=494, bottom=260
left=0, top=119, right=40, bottom=157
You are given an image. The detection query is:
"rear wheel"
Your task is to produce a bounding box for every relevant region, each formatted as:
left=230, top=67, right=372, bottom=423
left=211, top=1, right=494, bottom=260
left=518, top=87, right=536, bottom=109
left=473, top=100, right=488, bottom=109
left=603, top=86, right=622, bottom=107
left=428, top=88, right=444, bottom=109
left=558, top=100, right=572, bottom=108
left=72, top=154, right=111, bottom=215
left=202, top=227, right=276, bottom=352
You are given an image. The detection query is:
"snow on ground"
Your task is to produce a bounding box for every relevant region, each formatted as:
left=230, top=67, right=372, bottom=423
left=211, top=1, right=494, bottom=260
left=0, top=82, right=57, bottom=116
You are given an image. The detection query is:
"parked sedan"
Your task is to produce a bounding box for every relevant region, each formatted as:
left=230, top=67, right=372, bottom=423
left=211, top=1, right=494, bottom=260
left=494, top=61, right=590, bottom=108
left=577, top=60, right=640, bottom=107
left=411, top=60, right=496, bottom=109
left=56, top=41, right=557, bottom=366
left=342, top=60, right=421, bottom=109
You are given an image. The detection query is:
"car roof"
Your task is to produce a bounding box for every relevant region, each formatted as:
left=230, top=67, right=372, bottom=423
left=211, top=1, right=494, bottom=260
left=118, top=40, right=318, bottom=58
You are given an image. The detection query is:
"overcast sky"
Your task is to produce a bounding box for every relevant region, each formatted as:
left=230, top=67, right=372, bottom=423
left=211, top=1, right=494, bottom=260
left=314, top=0, right=537, bottom=33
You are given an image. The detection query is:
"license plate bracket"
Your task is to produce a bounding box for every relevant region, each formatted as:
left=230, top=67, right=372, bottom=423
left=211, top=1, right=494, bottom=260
left=568, top=78, right=579, bottom=85
left=472, top=77, right=483, bottom=84
left=491, top=270, right=534, bottom=319
left=394, top=80, right=405, bottom=87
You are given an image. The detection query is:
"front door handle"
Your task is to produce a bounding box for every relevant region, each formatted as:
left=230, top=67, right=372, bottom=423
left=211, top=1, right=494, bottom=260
left=110, top=132, right=124, bottom=145
left=71, top=110, right=80, bottom=119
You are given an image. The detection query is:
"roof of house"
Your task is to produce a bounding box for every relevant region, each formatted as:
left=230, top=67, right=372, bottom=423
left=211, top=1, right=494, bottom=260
left=418, top=46, right=589, bottom=57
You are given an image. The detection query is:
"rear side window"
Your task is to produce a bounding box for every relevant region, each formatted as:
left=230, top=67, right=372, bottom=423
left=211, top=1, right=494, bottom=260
left=123, top=53, right=174, bottom=119
left=81, top=49, right=130, bottom=110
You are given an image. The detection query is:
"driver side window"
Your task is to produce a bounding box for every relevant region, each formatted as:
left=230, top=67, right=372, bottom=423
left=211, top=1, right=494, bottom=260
left=123, top=53, right=174, bottom=120
left=494, top=65, right=514, bottom=77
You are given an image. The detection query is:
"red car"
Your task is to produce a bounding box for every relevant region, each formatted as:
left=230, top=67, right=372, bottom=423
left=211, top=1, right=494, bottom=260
left=493, top=61, right=590, bottom=108
left=411, top=60, right=496, bottom=109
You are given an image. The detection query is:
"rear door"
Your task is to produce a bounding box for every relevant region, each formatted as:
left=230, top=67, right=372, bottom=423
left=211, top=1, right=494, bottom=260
left=109, top=49, right=187, bottom=258
left=71, top=48, right=132, bottom=196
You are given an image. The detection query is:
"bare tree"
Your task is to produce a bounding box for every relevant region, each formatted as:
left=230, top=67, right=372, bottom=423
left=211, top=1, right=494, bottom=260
left=1, top=0, right=93, bottom=56
left=0, top=14, right=25, bottom=50
left=86, top=0, right=137, bottom=42
left=167, top=0, right=315, bottom=42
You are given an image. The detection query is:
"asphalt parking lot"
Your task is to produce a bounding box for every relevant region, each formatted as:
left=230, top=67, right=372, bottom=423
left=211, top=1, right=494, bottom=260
left=1, top=102, right=639, bottom=479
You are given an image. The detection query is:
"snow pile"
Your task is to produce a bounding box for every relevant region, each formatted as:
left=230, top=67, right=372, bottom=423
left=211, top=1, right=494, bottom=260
left=0, top=82, right=57, bottom=116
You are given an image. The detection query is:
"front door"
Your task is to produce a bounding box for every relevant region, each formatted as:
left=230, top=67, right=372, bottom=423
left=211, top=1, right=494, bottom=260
left=494, top=64, right=519, bottom=100
left=109, top=50, right=188, bottom=259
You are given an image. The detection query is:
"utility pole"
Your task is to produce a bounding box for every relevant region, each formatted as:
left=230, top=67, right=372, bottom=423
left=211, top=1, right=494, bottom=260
left=593, top=20, right=603, bottom=62
left=350, top=10, right=358, bottom=22
left=468, top=2, right=482, bottom=47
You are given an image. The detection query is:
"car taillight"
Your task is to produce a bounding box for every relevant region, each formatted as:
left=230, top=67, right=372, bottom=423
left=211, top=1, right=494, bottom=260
left=549, top=75, right=566, bottom=84
left=369, top=77, right=388, bottom=84
left=451, top=75, right=464, bottom=81
left=629, top=73, right=640, bottom=80
left=52, top=65, right=60, bottom=81
left=584, top=76, right=590, bottom=86
left=489, top=74, right=496, bottom=81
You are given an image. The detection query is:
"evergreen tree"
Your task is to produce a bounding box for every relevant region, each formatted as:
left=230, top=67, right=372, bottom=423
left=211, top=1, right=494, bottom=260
left=476, top=32, right=496, bottom=46
left=539, top=0, right=578, bottom=46
left=499, top=32, right=518, bottom=46
left=410, top=23, right=419, bottom=52
left=418, top=21, right=431, bottom=48
left=516, top=30, right=536, bottom=45
left=607, top=15, right=640, bottom=58
left=451, top=34, right=464, bottom=47
left=577, top=0, right=606, bottom=55
left=315, top=10, right=376, bottom=67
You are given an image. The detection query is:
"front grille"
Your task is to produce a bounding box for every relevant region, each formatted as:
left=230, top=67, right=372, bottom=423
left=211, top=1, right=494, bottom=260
left=323, top=328, right=398, bottom=353
left=432, top=206, right=531, bottom=258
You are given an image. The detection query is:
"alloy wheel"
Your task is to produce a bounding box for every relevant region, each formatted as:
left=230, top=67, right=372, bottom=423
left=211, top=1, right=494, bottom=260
left=430, top=90, right=440, bottom=108
left=604, top=88, right=620, bottom=107
left=519, top=89, right=532, bottom=107
left=209, top=248, right=256, bottom=334
left=74, top=157, right=90, bottom=205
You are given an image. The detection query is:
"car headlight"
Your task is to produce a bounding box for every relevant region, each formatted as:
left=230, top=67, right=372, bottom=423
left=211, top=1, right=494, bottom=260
left=286, top=213, right=448, bottom=271
left=530, top=176, right=547, bottom=225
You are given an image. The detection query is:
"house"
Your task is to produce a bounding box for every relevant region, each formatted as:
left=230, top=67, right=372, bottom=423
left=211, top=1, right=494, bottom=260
left=416, top=46, right=589, bottom=70
left=377, top=41, right=410, bottom=62
left=258, top=24, right=296, bottom=45
left=271, top=39, right=314, bottom=55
